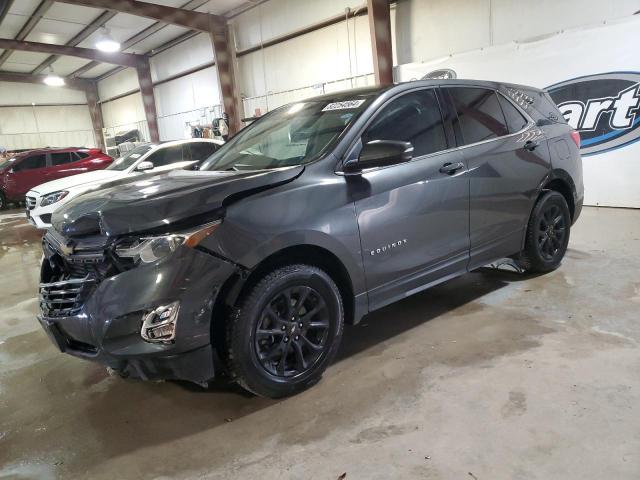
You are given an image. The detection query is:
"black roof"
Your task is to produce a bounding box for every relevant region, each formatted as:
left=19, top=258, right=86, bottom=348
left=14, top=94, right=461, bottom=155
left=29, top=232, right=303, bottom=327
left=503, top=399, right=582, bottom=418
left=301, top=79, right=545, bottom=104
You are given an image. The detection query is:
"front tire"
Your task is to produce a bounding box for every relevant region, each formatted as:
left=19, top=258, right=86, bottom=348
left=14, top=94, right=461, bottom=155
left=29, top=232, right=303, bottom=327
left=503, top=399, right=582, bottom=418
left=521, top=191, right=571, bottom=273
left=225, top=264, right=344, bottom=398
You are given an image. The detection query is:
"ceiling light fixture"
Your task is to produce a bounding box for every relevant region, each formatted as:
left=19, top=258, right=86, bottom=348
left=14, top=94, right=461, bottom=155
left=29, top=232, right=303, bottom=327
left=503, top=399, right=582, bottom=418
left=44, top=67, right=65, bottom=87
left=95, top=27, right=121, bottom=52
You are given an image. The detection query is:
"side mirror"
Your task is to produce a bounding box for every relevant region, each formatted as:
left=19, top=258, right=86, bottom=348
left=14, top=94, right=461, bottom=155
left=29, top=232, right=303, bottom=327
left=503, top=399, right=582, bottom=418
left=136, top=161, right=154, bottom=172
left=345, top=140, right=414, bottom=173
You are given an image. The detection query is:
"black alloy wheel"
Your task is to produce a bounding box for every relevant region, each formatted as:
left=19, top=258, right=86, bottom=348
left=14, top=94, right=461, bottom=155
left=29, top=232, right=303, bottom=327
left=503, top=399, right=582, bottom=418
left=254, top=285, right=330, bottom=378
left=536, top=203, right=567, bottom=261
left=225, top=264, right=344, bottom=398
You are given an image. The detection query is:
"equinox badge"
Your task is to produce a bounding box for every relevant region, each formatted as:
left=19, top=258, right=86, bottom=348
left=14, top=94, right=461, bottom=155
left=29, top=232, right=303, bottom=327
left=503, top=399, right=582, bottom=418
left=370, top=239, right=408, bottom=256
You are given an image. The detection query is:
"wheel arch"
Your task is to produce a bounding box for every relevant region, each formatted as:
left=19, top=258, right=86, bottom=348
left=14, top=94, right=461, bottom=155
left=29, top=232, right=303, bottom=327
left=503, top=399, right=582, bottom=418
left=519, top=170, right=576, bottom=252
left=211, top=244, right=359, bottom=357
left=544, top=169, right=577, bottom=221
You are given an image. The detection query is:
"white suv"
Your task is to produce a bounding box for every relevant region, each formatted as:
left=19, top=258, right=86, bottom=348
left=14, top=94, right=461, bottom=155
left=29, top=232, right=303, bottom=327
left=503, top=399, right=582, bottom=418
left=26, top=138, right=223, bottom=229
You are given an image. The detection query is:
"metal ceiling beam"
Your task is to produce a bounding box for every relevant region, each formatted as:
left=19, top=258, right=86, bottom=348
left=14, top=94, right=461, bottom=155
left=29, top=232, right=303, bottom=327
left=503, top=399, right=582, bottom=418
left=367, top=0, right=393, bottom=85
left=55, top=0, right=222, bottom=32
left=0, top=38, right=144, bottom=67
left=31, top=9, right=118, bottom=75
left=67, top=0, right=208, bottom=79
left=0, top=0, right=54, bottom=68
left=0, top=71, right=89, bottom=90
left=0, top=0, right=15, bottom=27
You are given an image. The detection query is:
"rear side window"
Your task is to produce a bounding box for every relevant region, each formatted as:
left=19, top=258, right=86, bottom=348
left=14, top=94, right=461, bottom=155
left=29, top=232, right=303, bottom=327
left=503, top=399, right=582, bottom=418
left=146, top=145, right=183, bottom=167
left=449, top=87, right=508, bottom=145
left=189, top=142, right=220, bottom=163
left=498, top=95, right=529, bottom=133
left=14, top=154, right=46, bottom=171
left=51, top=152, right=73, bottom=166
left=363, top=89, right=447, bottom=157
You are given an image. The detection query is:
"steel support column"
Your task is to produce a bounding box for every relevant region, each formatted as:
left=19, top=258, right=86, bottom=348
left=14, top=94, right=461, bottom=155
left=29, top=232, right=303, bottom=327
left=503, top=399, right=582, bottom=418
left=136, top=58, right=160, bottom=143
left=84, top=82, right=106, bottom=152
left=367, top=0, right=393, bottom=86
left=210, top=18, right=241, bottom=134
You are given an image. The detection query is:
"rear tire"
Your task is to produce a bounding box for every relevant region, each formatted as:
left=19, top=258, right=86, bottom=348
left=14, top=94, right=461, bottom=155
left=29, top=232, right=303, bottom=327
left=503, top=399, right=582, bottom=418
left=225, top=264, right=344, bottom=398
left=0, top=191, right=6, bottom=210
left=520, top=191, right=571, bottom=273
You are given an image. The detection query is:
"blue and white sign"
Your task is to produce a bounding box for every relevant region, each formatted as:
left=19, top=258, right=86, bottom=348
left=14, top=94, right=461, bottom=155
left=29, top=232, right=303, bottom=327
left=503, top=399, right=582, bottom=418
left=548, top=72, right=640, bottom=156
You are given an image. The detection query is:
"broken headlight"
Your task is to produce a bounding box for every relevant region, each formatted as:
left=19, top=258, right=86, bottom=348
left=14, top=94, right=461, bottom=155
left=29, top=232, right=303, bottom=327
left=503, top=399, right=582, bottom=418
left=115, top=220, right=221, bottom=264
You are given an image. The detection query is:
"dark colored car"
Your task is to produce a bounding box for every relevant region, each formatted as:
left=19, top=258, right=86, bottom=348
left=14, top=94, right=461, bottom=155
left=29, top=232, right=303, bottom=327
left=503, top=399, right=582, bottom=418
left=0, top=147, right=113, bottom=209
left=37, top=80, right=583, bottom=398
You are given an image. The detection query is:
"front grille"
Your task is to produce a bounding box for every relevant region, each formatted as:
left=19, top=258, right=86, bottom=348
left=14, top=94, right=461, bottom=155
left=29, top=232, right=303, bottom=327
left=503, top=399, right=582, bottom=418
left=26, top=196, right=37, bottom=210
left=40, top=277, right=95, bottom=318
left=40, top=230, right=120, bottom=319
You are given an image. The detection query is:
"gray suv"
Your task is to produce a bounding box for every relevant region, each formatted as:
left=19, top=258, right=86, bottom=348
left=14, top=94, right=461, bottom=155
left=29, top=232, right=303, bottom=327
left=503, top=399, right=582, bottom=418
left=38, top=80, right=583, bottom=398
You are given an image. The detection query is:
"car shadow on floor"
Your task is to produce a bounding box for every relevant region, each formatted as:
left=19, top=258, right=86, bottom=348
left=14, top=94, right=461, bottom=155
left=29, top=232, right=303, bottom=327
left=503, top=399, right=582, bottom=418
left=73, top=267, right=535, bottom=467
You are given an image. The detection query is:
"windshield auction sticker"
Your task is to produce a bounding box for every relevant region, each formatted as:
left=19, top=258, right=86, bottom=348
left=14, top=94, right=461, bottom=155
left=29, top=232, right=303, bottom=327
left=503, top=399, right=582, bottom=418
left=322, top=100, right=366, bottom=111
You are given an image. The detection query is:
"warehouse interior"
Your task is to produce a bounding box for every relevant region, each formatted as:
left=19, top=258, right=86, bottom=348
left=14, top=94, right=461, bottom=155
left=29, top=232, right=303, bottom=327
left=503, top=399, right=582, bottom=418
left=1, top=0, right=639, bottom=478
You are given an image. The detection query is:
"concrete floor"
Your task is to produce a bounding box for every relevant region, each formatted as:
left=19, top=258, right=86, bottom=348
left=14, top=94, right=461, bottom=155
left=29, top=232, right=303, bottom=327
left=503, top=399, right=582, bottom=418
left=0, top=206, right=639, bottom=480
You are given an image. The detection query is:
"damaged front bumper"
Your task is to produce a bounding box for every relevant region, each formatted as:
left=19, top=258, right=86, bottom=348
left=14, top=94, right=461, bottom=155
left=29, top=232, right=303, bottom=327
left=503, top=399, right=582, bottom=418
left=38, top=242, right=239, bottom=384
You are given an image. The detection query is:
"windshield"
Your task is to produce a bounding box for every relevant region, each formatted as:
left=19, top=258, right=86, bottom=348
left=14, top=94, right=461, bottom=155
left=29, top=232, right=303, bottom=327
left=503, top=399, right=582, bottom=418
left=200, top=98, right=370, bottom=171
left=106, top=145, right=153, bottom=171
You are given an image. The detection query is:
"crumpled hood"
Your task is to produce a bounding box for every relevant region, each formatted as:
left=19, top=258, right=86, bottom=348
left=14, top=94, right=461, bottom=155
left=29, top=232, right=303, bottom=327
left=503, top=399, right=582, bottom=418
left=52, top=166, right=304, bottom=237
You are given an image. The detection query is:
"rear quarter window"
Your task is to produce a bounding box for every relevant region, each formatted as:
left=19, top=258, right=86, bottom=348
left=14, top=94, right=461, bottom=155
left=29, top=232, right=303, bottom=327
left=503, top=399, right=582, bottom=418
left=497, top=94, right=529, bottom=133
left=449, top=87, right=509, bottom=145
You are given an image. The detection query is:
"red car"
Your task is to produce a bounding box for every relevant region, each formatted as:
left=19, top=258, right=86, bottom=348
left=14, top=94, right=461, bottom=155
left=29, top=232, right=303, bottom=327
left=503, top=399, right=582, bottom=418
left=0, top=147, right=113, bottom=209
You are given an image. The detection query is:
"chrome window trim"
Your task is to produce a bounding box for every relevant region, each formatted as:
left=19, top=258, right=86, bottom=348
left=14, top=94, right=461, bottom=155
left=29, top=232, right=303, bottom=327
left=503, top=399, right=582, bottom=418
left=336, top=85, right=537, bottom=176
left=336, top=86, right=450, bottom=175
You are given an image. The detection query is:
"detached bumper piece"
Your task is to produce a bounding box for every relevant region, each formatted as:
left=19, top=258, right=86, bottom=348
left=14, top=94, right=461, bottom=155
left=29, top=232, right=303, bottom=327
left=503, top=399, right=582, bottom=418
left=38, top=315, right=215, bottom=383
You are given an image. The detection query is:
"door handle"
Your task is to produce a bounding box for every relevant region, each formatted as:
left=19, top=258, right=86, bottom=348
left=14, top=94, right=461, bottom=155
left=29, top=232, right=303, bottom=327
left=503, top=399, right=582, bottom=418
left=439, top=161, right=465, bottom=175
left=524, top=140, right=539, bottom=151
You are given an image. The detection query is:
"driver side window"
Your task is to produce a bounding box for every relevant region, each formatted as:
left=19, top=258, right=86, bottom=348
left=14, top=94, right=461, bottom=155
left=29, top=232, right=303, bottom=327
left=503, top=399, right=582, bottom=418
left=363, top=89, right=448, bottom=158
left=14, top=154, right=47, bottom=172
left=145, top=145, right=183, bottom=168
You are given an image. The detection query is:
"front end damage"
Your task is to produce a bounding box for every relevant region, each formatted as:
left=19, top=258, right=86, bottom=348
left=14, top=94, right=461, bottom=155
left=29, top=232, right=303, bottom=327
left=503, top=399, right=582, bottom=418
left=38, top=227, right=240, bottom=383
left=36, top=166, right=304, bottom=382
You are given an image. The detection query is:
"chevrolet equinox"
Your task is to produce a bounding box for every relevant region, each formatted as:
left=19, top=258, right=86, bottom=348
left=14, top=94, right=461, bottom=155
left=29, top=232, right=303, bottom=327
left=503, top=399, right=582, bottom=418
left=38, top=80, right=583, bottom=398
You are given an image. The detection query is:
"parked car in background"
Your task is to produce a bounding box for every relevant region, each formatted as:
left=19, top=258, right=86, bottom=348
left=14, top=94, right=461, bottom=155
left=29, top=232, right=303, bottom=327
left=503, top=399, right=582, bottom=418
left=0, top=147, right=112, bottom=210
left=37, top=80, right=583, bottom=398
left=26, top=138, right=223, bottom=228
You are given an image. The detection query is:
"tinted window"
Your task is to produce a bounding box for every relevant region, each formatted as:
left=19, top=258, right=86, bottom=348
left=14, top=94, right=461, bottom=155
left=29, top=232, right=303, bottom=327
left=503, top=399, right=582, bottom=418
left=189, top=142, right=219, bottom=163
left=73, top=151, right=90, bottom=160
left=51, top=152, right=73, bottom=166
left=449, top=87, right=508, bottom=145
left=363, top=89, right=447, bottom=157
left=498, top=94, right=529, bottom=133
left=146, top=145, right=183, bottom=167
left=14, top=154, right=46, bottom=171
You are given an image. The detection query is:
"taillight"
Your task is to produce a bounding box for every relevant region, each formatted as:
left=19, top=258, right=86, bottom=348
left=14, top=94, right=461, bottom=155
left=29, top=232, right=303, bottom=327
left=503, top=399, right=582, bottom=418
left=570, top=130, right=581, bottom=149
